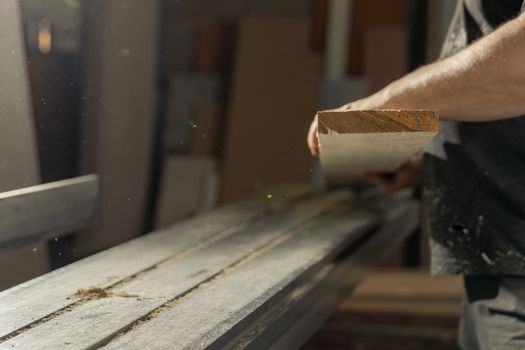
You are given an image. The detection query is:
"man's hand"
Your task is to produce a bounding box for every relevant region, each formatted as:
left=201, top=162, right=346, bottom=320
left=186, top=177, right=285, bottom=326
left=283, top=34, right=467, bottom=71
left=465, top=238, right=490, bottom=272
left=307, top=102, right=356, bottom=157
left=364, top=152, right=423, bottom=192
left=306, top=106, right=423, bottom=192
left=307, top=97, right=422, bottom=191
left=307, top=116, right=320, bottom=156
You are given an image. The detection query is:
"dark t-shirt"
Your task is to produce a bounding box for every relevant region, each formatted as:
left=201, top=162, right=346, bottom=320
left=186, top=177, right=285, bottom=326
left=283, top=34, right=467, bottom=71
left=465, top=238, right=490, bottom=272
left=424, top=0, right=525, bottom=275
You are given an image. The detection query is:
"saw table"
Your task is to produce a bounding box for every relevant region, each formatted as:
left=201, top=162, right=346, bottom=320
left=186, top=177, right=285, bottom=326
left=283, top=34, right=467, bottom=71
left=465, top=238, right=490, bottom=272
left=0, top=186, right=417, bottom=349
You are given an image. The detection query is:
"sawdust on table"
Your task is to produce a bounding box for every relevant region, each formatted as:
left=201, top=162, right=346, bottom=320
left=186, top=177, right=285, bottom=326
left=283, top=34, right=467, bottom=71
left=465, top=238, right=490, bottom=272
left=72, top=287, right=139, bottom=301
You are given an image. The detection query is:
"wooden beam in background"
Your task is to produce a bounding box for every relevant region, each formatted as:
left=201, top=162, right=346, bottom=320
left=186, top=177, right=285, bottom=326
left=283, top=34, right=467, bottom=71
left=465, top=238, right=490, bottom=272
left=0, top=175, right=98, bottom=248
left=78, top=0, right=161, bottom=255
left=0, top=186, right=309, bottom=338
left=324, top=0, right=353, bottom=79
left=0, top=0, right=49, bottom=290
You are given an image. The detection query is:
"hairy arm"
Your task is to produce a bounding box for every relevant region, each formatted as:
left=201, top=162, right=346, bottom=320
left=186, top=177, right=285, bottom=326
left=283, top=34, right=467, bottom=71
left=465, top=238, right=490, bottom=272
left=308, top=12, right=525, bottom=156
left=344, top=11, right=525, bottom=122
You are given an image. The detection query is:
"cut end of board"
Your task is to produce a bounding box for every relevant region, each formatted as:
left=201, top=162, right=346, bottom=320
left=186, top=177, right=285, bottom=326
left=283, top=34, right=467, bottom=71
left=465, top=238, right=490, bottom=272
left=317, top=109, right=439, bottom=135
left=317, top=109, right=439, bottom=186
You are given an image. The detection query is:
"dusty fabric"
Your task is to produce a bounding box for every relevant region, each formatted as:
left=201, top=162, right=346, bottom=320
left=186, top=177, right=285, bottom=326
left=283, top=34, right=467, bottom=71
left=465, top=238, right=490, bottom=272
left=459, top=275, right=525, bottom=349
left=424, top=0, right=525, bottom=275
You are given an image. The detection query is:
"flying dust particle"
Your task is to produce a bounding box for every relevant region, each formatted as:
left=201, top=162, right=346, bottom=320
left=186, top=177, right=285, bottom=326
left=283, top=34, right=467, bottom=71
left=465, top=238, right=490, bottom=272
left=481, top=252, right=495, bottom=266
left=187, top=119, right=198, bottom=129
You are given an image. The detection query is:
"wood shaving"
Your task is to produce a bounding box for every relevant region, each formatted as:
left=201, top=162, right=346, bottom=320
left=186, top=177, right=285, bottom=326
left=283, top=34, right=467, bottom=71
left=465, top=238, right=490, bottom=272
left=73, top=288, right=109, bottom=300
left=73, top=288, right=139, bottom=301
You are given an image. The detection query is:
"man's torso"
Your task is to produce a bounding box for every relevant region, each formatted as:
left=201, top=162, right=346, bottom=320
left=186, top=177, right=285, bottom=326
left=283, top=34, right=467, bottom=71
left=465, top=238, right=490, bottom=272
left=424, top=0, right=525, bottom=275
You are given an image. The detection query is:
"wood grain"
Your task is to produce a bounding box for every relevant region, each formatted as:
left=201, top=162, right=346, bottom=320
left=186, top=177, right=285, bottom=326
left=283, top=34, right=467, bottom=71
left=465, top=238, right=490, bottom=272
left=220, top=17, right=321, bottom=202
left=0, top=194, right=346, bottom=349
left=0, top=298, right=160, bottom=350
left=317, top=110, right=438, bottom=134
left=0, top=186, right=308, bottom=338
left=100, top=210, right=377, bottom=350
left=0, top=0, right=47, bottom=291
left=77, top=0, right=161, bottom=256
left=0, top=0, right=39, bottom=191
left=116, top=194, right=345, bottom=299
left=154, top=156, right=218, bottom=228
left=317, top=109, right=438, bottom=184
left=0, top=175, right=98, bottom=248
left=0, top=189, right=419, bottom=350
left=261, top=202, right=419, bottom=350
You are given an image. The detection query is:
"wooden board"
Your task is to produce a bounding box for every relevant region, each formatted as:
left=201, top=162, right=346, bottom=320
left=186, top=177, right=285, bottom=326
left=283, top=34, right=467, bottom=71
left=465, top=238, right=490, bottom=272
left=0, top=189, right=419, bottom=350
left=0, top=0, right=39, bottom=191
left=190, top=103, right=221, bottom=156
left=0, top=194, right=348, bottom=349
left=347, top=0, right=408, bottom=76
left=0, top=175, right=98, bottom=248
left=303, top=270, right=461, bottom=350
left=352, top=270, right=463, bottom=300
left=0, top=0, right=49, bottom=291
left=193, top=22, right=236, bottom=75
left=78, top=0, right=160, bottom=255
left=154, top=156, right=218, bottom=228
left=121, top=194, right=345, bottom=299
left=100, top=210, right=377, bottom=349
left=363, top=27, right=408, bottom=93
left=223, top=197, right=419, bottom=350
left=220, top=17, right=322, bottom=203
left=163, top=75, right=222, bottom=152
left=0, top=186, right=308, bottom=338
left=317, top=109, right=438, bottom=184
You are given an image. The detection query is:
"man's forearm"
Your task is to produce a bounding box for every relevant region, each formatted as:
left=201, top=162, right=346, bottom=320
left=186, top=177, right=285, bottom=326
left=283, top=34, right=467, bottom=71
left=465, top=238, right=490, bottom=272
left=349, top=12, right=525, bottom=122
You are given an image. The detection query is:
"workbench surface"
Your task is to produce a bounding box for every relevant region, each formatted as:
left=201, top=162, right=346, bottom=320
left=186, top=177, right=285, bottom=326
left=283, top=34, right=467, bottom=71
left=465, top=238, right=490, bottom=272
left=0, top=187, right=417, bottom=350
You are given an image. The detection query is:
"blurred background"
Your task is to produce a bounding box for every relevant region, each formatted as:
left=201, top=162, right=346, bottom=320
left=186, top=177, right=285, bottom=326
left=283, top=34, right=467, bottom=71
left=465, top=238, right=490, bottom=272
left=1, top=1, right=461, bottom=348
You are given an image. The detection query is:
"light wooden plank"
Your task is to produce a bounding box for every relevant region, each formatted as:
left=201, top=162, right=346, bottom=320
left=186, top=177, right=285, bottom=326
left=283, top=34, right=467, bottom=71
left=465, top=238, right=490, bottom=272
left=363, top=28, right=408, bottom=93
left=100, top=209, right=378, bottom=349
left=77, top=0, right=161, bottom=255
left=0, top=186, right=308, bottom=338
left=220, top=17, right=321, bottom=202
left=0, top=0, right=39, bottom=191
left=190, top=103, right=221, bottom=155
left=163, top=75, right=222, bottom=152
left=317, top=109, right=438, bottom=184
left=262, top=202, right=419, bottom=350
left=0, top=193, right=346, bottom=349
left=228, top=264, right=339, bottom=350
left=115, top=193, right=346, bottom=298
left=351, top=270, right=463, bottom=300
left=0, top=0, right=48, bottom=293
left=223, top=197, right=418, bottom=350
left=0, top=297, right=159, bottom=350
left=318, top=110, right=438, bottom=134
left=155, top=156, right=218, bottom=228
left=0, top=175, right=98, bottom=248
left=338, top=300, right=461, bottom=318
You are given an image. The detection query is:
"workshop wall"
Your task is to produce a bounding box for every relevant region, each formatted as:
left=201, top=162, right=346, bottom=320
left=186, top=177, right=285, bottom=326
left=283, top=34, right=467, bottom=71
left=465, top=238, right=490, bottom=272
left=0, top=0, right=457, bottom=291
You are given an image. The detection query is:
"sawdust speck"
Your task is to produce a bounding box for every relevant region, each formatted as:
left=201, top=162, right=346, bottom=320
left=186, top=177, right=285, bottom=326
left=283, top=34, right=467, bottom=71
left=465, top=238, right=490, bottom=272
left=73, top=288, right=139, bottom=300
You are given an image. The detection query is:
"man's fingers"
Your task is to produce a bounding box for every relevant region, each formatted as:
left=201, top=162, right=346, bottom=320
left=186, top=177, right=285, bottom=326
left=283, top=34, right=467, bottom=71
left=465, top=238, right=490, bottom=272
left=387, top=176, right=405, bottom=192
left=311, top=142, right=319, bottom=156
left=307, top=118, right=319, bottom=156
left=311, top=144, right=319, bottom=156
left=307, top=133, right=319, bottom=156
left=364, top=172, right=391, bottom=188
left=365, top=172, right=405, bottom=192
